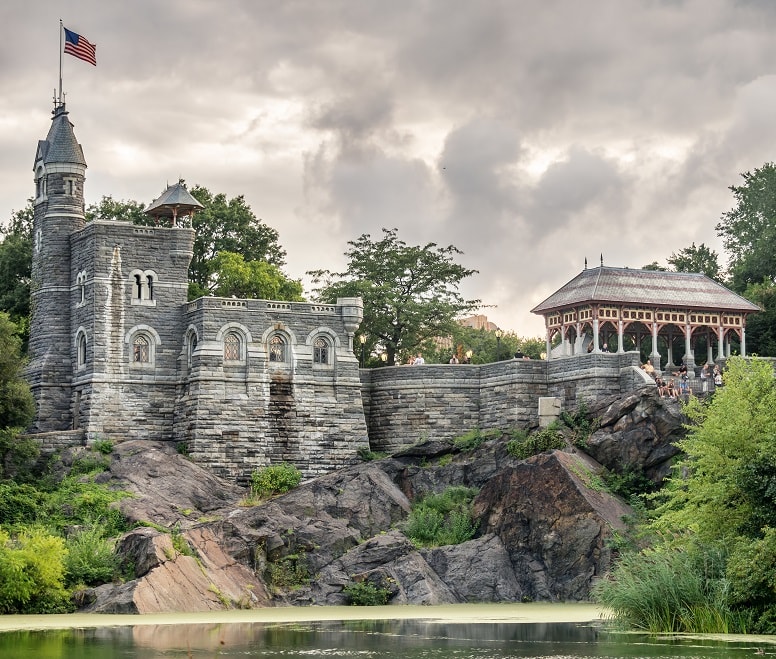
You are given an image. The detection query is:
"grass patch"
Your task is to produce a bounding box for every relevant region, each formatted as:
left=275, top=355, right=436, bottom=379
left=266, top=552, right=310, bottom=592
left=506, top=424, right=565, bottom=459
left=452, top=428, right=500, bottom=452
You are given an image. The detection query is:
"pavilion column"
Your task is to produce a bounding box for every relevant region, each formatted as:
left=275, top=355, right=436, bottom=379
left=717, top=327, right=724, bottom=361
left=666, top=330, right=674, bottom=369
left=545, top=330, right=552, bottom=361
left=617, top=319, right=624, bottom=353
left=651, top=322, right=661, bottom=370
left=707, top=330, right=713, bottom=365
left=562, top=327, right=568, bottom=356
left=592, top=317, right=600, bottom=352
left=741, top=328, right=746, bottom=357
left=684, top=323, right=695, bottom=368
left=577, top=322, right=582, bottom=354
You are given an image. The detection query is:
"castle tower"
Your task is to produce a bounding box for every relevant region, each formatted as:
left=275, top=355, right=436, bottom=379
left=27, top=103, right=87, bottom=431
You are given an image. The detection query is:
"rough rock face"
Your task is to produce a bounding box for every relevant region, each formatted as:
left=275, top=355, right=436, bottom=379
left=583, top=388, right=685, bottom=482
left=83, top=388, right=682, bottom=612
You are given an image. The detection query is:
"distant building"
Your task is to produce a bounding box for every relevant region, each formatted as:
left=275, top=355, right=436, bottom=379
left=458, top=314, right=498, bottom=332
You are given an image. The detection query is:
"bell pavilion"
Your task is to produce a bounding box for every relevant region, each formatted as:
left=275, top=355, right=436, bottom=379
left=531, top=264, right=760, bottom=372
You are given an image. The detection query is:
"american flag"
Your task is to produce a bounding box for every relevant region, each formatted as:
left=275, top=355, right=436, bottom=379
left=63, top=27, right=96, bottom=66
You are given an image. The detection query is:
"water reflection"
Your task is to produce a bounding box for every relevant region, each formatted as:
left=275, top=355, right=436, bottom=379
left=1, top=619, right=773, bottom=658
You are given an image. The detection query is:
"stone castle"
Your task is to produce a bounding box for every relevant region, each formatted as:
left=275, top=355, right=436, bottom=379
left=25, top=103, right=646, bottom=483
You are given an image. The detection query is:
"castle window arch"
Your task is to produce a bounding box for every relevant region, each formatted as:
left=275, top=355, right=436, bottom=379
left=128, top=269, right=158, bottom=306
left=76, top=270, right=88, bottom=306
left=215, top=323, right=253, bottom=366
left=125, top=325, right=161, bottom=369
left=307, top=327, right=339, bottom=369
left=35, top=166, right=46, bottom=202
left=268, top=334, right=287, bottom=363
left=75, top=328, right=88, bottom=370
left=224, top=331, right=243, bottom=362
left=313, top=336, right=330, bottom=365
left=185, top=327, right=199, bottom=368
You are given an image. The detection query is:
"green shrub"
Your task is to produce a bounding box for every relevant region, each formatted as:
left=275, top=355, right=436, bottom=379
left=404, top=486, right=478, bottom=547
left=344, top=580, right=391, bottom=606
left=266, top=552, right=309, bottom=591
left=64, top=525, right=118, bottom=587
left=559, top=401, right=598, bottom=448
left=452, top=428, right=499, bottom=452
left=43, top=476, right=129, bottom=536
left=0, top=527, right=71, bottom=613
left=250, top=463, right=302, bottom=498
left=0, top=482, right=45, bottom=527
left=602, top=466, right=657, bottom=502
left=357, top=447, right=387, bottom=461
left=506, top=425, right=565, bottom=459
left=91, top=439, right=114, bottom=455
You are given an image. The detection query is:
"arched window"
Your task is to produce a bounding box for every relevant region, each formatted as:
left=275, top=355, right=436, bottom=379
left=313, top=337, right=330, bottom=365
left=269, top=335, right=286, bottom=362
left=134, top=274, right=143, bottom=300
left=77, top=333, right=87, bottom=368
left=129, top=270, right=157, bottom=305
left=224, top=332, right=242, bottom=361
left=147, top=274, right=154, bottom=301
left=188, top=332, right=198, bottom=367
left=76, top=270, right=87, bottom=306
left=133, top=335, right=150, bottom=363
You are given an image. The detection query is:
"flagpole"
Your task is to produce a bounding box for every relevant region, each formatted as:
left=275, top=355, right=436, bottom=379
left=58, top=19, right=63, bottom=107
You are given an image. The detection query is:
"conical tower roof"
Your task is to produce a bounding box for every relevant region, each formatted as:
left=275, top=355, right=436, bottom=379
left=34, top=104, right=86, bottom=168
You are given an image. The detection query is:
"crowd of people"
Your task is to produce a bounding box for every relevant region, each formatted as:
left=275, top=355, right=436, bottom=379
left=642, top=359, right=723, bottom=399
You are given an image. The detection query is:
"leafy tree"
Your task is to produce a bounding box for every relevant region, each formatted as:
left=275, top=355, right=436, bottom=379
left=717, top=163, right=776, bottom=292
left=740, top=281, right=776, bottom=358
left=641, top=261, right=667, bottom=271
left=424, top=326, right=544, bottom=364
left=0, top=313, right=34, bottom=433
left=207, top=251, right=303, bottom=301
left=85, top=196, right=148, bottom=225
left=188, top=186, right=286, bottom=294
left=0, top=202, right=34, bottom=348
left=309, top=228, right=480, bottom=366
left=651, top=357, right=776, bottom=543
left=667, top=242, right=723, bottom=282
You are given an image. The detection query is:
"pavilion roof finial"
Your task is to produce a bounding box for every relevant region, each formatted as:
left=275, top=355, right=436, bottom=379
left=600, top=253, right=603, bottom=267
left=584, top=257, right=587, bottom=270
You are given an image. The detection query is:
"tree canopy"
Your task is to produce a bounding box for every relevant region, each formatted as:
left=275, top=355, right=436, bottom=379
left=642, top=242, right=722, bottom=282
left=309, top=228, right=480, bottom=366
left=208, top=251, right=303, bottom=301
left=717, top=162, right=776, bottom=292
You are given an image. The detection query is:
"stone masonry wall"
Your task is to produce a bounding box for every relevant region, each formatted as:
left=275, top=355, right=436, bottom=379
left=175, top=297, right=369, bottom=484
left=361, top=352, right=643, bottom=453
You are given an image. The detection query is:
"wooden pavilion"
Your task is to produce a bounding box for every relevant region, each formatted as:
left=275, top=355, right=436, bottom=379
left=531, top=265, right=760, bottom=371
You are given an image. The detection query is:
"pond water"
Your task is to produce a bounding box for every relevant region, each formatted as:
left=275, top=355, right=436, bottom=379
left=1, top=617, right=773, bottom=659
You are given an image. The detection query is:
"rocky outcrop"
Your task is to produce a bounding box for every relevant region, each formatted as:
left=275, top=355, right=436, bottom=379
left=583, top=388, right=685, bottom=482
left=82, top=388, right=682, bottom=612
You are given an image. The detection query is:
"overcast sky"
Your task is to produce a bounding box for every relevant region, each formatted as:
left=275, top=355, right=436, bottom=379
left=2, top=1, right=776, bottom=337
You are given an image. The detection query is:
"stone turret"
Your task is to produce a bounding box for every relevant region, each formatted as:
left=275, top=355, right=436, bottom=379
left=27, top=103, right=87, bottom=431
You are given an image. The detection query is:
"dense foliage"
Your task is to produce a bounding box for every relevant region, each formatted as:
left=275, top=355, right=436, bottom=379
left=309, top=228, right=480, bottom=366
left=404, top=486, right=478, bottom=547
left=250, top=463, right=302, bottom=498
left=597, top=358, right=776, bottom=633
